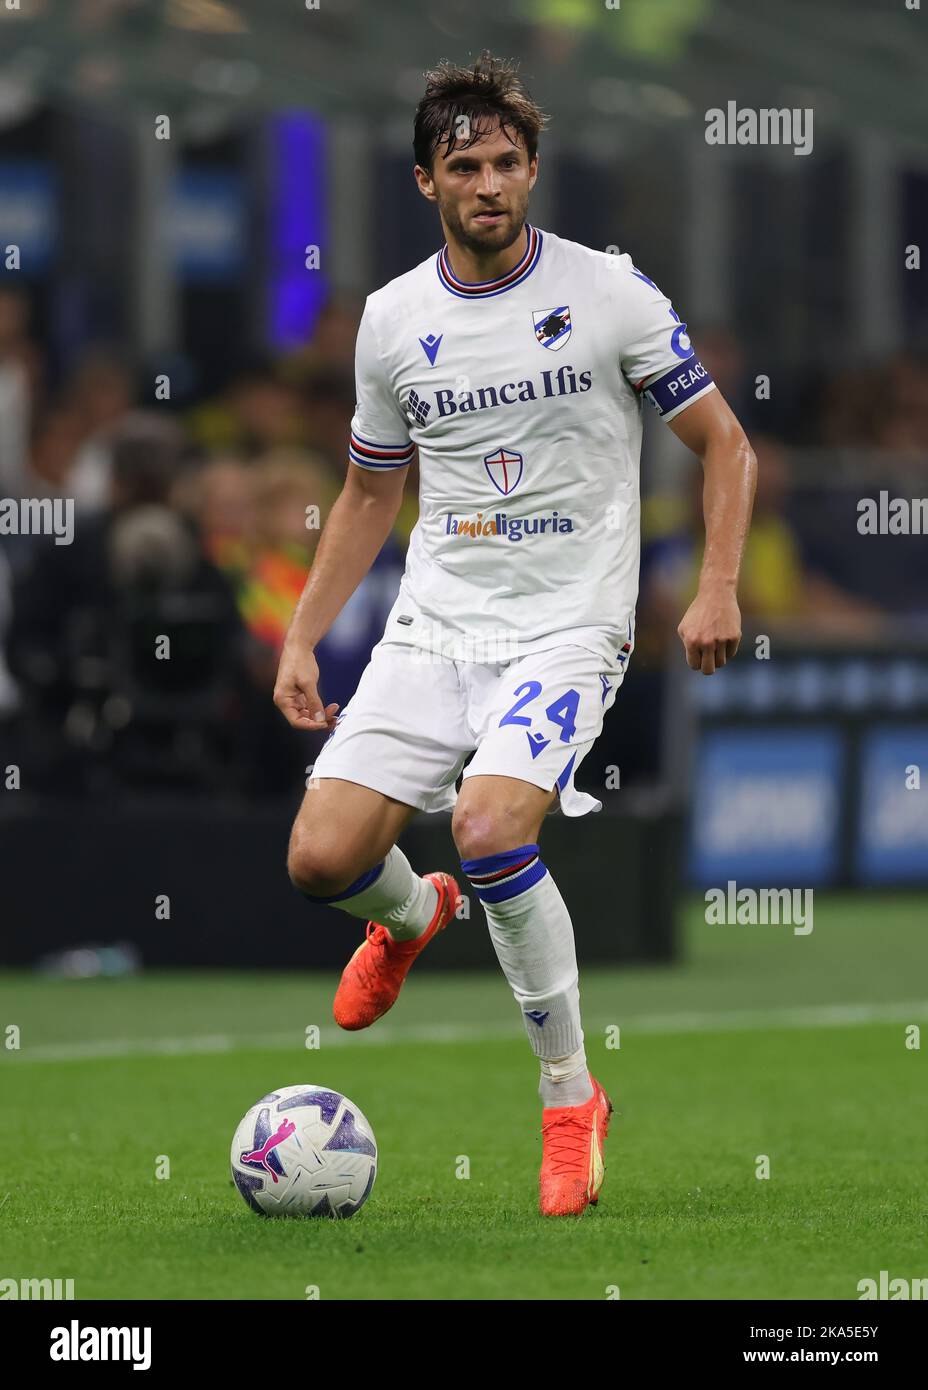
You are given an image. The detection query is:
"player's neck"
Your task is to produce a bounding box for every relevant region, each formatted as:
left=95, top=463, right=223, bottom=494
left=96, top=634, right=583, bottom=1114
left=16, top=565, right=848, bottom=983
left=442, top=223, right=529, bottom=285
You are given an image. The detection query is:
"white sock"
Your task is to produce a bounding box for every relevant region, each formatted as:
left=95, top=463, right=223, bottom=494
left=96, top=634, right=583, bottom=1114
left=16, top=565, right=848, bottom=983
left=322, top=845, right=438, bottom=941
left=461, top=844, right=593, bottom=1106
left=539, top=1048, right=595, bottom=1107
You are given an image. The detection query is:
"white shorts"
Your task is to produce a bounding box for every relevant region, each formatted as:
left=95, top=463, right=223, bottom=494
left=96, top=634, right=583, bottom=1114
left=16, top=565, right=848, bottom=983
left=309, top=638, right=629, bottom=817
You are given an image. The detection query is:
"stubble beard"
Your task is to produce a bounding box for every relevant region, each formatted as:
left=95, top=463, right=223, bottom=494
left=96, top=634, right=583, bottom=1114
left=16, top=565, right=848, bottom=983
left=439, top=194, right=530, bottom=257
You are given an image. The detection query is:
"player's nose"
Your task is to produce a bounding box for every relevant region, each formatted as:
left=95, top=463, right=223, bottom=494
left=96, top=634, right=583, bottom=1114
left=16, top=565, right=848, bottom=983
left=476, top=165, right=502, bottom=197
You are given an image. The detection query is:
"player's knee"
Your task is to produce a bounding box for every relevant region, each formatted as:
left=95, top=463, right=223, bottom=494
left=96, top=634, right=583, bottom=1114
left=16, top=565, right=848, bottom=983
left=452, top=803, right=528, bottom=862
left=287, top=831, right=359, bottom=899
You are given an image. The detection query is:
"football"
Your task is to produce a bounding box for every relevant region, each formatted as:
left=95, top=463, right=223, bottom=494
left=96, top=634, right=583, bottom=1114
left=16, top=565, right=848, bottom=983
left=231, top=1085, right=378, bottom=1218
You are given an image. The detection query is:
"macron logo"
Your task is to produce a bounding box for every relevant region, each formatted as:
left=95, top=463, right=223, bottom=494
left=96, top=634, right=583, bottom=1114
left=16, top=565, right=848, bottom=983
left=525, top=1010, right=550, bottom=1027
left=419, top=333, right=442, bottom=366
left=527, top=731, right=551, bottom=759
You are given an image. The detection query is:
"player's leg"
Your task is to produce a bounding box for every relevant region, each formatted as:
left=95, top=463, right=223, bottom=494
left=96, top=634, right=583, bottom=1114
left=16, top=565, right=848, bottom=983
left=289, top=641, right=471, bottom=1028
left=452, top=645, right=625, bottom=1214
left=452, top=772, right=593, bottom=1109
left=287, top=776, right=438, bottom=941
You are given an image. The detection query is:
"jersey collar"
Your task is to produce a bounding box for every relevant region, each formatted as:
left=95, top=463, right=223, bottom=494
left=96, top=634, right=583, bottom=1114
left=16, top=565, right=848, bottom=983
left=436, top=223, right=543, bottom=299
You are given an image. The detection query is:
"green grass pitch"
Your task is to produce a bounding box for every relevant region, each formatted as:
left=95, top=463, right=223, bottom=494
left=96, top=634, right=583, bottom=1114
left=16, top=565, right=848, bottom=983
left=1, top=894, right=926, bottom=1300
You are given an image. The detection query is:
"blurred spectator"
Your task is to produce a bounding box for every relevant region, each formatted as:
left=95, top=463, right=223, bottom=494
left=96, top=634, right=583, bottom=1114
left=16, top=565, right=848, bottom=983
left=0, top=549, right=18, bottom=717
left=640, top=435, right=885, bottom=642
left=236, top=452, right=335, bottom=678
left=175, top=446, right=403, bottom=791
left=185, top=449, right=403, bottom=711
left=0, top=286, right=44, bottom=494
left=299, top=365, right=357, bottom=472
left=595, top=435, right=887, bottom=788
left=283, top=294, right=363, bottom=379
left=7, top=414, right=248, bottom=794
left=182, top=456, right=255, bottom=578
left=27, top=406, right=86, bottom=494
left=61, top=351, right=137, bottom=513
left=696, top=325, right=749, bottom=411
left=873, top=354, right=928, bottom=456
left=818, top=354, right=928, bottom=454
left=187, top=359, right=306, bottom=458
left=695, top=323, right=804, bottom=438
left=818, top=366, right=881, bottom=448
left=296, top=361, right=420, bottom=543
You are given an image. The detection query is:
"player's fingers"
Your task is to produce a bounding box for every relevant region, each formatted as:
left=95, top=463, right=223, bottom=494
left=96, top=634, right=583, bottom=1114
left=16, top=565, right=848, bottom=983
left=714, top=640, right=728, bottom=670
left=282, top=697, right=318, bottom=729
left=681, top=634, right=701, bottom=670
left=700, top=644, right=716, bottom=675
left=275, top=679, right=323, bottom=729
left=273, top=684, right=295, bottom=717
left=726, top=635, right=741, bottom=660
left=295, top=681, right=328, bottom=725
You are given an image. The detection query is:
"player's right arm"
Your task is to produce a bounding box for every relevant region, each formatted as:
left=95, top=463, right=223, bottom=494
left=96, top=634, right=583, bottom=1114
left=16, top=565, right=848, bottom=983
left=274, top=301, right=414, bottom=731
left=614, top=256, right=755, bottom=675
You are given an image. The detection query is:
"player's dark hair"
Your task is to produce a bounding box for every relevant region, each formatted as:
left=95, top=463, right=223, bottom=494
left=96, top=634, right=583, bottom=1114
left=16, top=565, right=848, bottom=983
left=413, top=51, right=548, bottom=172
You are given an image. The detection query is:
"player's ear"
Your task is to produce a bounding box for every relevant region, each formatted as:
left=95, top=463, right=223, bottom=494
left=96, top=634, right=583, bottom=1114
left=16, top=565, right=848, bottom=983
left=413, top=164, right=438, bottom=203
left=528, top=156, right=538, bottom=191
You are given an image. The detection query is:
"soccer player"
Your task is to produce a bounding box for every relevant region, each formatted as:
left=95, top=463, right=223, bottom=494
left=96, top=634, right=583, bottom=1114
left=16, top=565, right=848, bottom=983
left=276, top=53, right=756, bottom=1216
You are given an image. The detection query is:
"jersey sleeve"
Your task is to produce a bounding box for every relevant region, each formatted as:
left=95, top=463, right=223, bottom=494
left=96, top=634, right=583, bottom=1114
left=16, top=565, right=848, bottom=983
left=348, top=302, right=416, bottom=471
left=616, top=259, right=716, bottom=423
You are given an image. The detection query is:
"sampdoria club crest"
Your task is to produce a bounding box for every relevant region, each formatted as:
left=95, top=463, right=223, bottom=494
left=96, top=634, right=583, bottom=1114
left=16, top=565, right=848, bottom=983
left=532, top=305, right=571, bottom=350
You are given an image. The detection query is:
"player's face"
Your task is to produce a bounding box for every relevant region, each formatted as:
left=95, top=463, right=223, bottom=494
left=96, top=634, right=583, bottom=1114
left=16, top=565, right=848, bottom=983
left=416, top=123, right=537, bottom=255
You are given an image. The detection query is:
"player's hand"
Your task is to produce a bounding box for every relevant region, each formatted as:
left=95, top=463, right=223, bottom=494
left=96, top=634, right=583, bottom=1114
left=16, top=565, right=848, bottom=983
left=677, top=584, right=742, bottom=674
left=273, top=645, right=340, bottom=730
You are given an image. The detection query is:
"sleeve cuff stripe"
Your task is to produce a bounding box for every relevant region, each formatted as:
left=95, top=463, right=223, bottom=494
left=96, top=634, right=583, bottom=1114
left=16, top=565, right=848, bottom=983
left=349, top=450, right=411, bottom=470
left=350, top=432, right=414, bottom=461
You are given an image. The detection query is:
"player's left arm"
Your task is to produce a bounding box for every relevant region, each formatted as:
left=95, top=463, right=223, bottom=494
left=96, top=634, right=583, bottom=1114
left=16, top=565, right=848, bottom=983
left=667, top=390, right=757, bottom=674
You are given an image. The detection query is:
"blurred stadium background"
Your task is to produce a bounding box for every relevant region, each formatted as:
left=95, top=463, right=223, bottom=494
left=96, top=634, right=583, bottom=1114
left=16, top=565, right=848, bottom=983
left=1, top=0, right=927, bottom=1303
left=1, top=0, right=926, bottom=972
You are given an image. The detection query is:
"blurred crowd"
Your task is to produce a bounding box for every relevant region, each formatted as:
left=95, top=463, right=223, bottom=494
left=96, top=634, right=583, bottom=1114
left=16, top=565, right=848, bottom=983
left=1, top=283, right=926, bottom=798
left=0, top=286, right=406, bottom=795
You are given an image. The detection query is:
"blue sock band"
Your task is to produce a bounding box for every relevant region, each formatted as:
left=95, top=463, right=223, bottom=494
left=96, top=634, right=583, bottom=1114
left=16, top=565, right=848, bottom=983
left=297, top=859, right=385, bottom=904
left=460, top=843, right=547, bottom=904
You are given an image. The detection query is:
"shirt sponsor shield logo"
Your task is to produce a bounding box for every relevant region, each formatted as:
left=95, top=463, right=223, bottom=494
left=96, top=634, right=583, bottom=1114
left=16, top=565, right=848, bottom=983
left=484, top=447, right=524, bottom=496
left=532, top=305, right=571, bottom=350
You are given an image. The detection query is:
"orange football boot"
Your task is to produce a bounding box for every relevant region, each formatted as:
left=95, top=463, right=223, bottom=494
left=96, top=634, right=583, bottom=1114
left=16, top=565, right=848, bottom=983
left=539, top=1072, right=614, bottom=1216
left=332, top=871, right=462, bottom=1031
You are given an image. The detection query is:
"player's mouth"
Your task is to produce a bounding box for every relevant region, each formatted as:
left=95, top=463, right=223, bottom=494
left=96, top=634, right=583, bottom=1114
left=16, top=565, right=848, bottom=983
left=472, top=209, right=506, bottom=225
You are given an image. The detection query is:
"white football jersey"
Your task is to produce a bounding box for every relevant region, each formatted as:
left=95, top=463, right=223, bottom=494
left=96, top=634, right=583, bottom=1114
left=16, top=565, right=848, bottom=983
left=349, top=224, right=715, bottom=664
